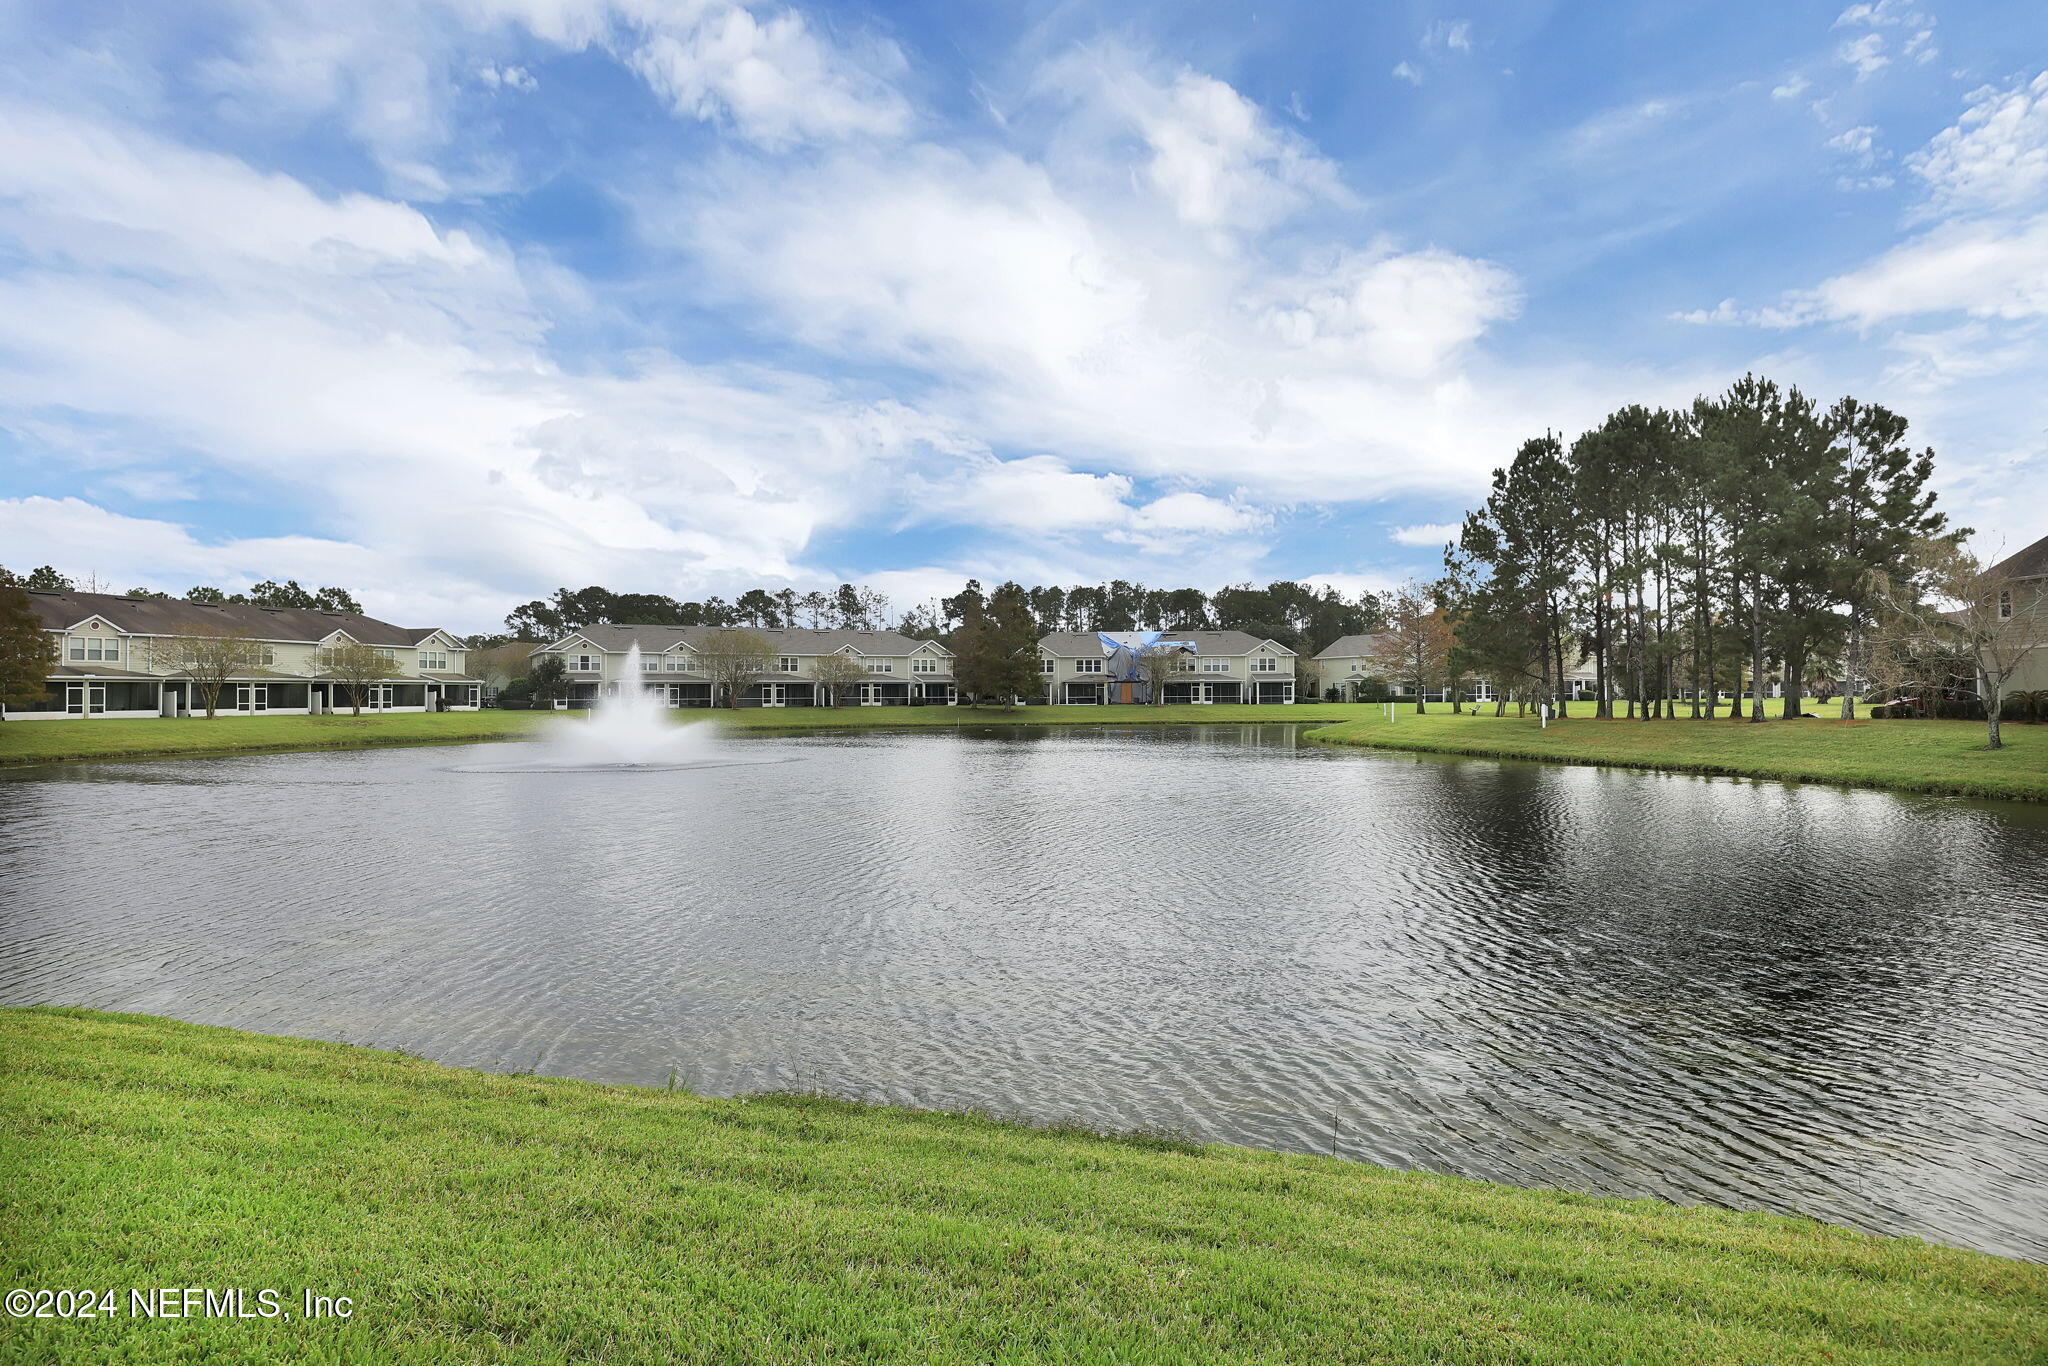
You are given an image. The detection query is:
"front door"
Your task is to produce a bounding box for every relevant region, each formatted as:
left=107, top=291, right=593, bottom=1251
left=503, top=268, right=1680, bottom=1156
left=65, top=683, right=107, bottom=715
left=760, top=682, right=788, bottom=708
left=1189, top=682, right=1213, bottom=705
left=235, top=684, right=269, bottom=713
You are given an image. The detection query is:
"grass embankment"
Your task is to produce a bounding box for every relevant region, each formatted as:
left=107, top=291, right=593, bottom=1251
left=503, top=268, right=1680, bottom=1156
left=1307, top=708, right=2048, bottom=802
left=0, top=704, right=1360, bottom=767
left=4, top=1011, right=2041, bottom=1364
left=0, top=710, right=551, bottom=767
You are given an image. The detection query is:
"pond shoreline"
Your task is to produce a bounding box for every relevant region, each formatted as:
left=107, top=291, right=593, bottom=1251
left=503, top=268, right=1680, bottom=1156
left=7, top=1007, right=2041, bottom=1363
left=6, top=704, right=2045, bottom=802
left=1302, top=712, right=2048, bottom=803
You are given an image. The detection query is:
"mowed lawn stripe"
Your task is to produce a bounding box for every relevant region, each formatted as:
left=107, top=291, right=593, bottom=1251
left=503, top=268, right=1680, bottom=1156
left=3, top=1009, right=2041, bottom=1364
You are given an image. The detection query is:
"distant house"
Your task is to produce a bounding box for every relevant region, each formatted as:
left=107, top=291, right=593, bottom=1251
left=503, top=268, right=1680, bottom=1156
left=1038, top=631, right=1297, bottom=705
left=1988, top=533, right=2048, bottom=695
left=6, top=588, right=478, bottom=720
left=1310, top=633, right=1599, bottom=704
left=528, top=626, right=956, bottom=706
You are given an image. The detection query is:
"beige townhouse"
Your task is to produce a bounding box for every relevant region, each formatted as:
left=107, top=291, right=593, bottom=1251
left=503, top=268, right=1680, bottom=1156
left=6, top=588, right=478, bottom=719
left=529, top=625, right=957, bottom=706
left=1039, top=630, right=1298, bottom=705
left=1988, top=534, right=2048, bottom=695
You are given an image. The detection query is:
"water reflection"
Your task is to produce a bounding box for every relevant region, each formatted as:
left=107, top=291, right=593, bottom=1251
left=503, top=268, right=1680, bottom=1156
left=2, top=726, right=2044, bottom=1260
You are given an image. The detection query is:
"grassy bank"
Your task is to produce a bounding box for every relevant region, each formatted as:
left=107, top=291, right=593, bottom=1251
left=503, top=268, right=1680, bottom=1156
left=3, top=1010, right=2041, bottom=1364
left=10, top=705, right=2047, bottom=804
left=0, top=710, right=553, bottom=767
left=1306, top=708, right=2048, bottom=802
left=0, top=703, right=1360, bottom=767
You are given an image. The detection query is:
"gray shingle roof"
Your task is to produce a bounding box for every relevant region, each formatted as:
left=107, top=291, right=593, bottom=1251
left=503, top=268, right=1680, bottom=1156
left=536, top=624, right=946, bottom=656
left=1313, top=633, right=1394, bottom=660
left=1038, top=630, right=1290, bottom=656
left=25, top=588, right=450, bottom=649
left=1990, top=533, right=2048, bottom=581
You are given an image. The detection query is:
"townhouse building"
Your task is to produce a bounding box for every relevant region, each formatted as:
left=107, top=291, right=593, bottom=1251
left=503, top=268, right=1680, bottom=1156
left=7, top=588, right=478, bottom=719
left=1038, top=631, right=1297, bottom=704
left=1989, top=534, right=2048, bottom=695
left=529, top=625, right=957, bottom=706
left=1312, top=633, right=1600, bottom=704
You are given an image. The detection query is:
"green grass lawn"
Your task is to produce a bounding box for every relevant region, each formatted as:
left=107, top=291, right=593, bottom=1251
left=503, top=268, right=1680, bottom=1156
left=1307, top=708, right=2048, bottom=802
left=4, top=1010, right=2041, bottom=1365
left=8, top=703, right=2045, bottom=803
left=0, top=709, right=554, bottom=767
left=0, top=703, right=1355, bottom=767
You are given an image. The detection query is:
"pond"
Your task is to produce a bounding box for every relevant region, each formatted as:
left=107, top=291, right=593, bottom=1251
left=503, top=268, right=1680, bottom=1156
left=3, top=725, right=2045, bottom=1260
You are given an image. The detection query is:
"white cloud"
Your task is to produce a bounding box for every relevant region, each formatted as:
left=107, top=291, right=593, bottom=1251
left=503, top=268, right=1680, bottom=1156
left=1389, top=522, right=1461, bottom=547
left=1909, top=72, right=2048, bottom=218
left=1837, top=33, right=1890, bottom=78
left=0, top=14, right=1663, bottom=625
left=1124, top=492, right=1269, bottom=536
left=476, top=62, right=537, bottom=91
left=1423, top=20, right=1473, bottom=54
left=1391, top=61, right=1423, bottom=86
left=908, top=455, right=1135, bottom=534
left=1772, top=74, right=1810, bottom=100
left=623, top=1, right=909, bottom=147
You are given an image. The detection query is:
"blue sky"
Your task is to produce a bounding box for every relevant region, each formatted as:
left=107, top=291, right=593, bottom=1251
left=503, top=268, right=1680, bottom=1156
left=1, top=0, right=2043, bottom=630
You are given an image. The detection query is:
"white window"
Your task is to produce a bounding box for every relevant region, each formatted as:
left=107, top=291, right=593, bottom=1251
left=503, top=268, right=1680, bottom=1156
left=420, top=650, right=448, bottom=671
left=1202, top=658, right=1229, bottom=673
left=667, top=655, right=694, bottom=672
left=864, top=661, right=893, bottom=673
left=375, top=648, right=398, bottom=663
left=68, top=636, right=120, bottom=662
left=1252, top=657, right=1279, bottom=673
left=912, top=657, right=938, bottom=673
left=642, top=654, right=661, bottom=671
left=572, top=653, right=599, bottom=671
left=1075, top=658, right=1104, bottom=674
left=1999, top=589, right=2013, bottom=619
left=260, top=647, right=276, bottom=666
left=779, top=657, right=801, bottom=673
left=1040, top=657, right=1055, bottom=674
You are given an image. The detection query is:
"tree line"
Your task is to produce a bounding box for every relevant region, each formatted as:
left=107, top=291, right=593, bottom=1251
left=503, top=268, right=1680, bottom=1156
left=1, top=566, right=362, bottom=614
left=1438, top=372, right=2046, bottom=748
left=497, top=577, right=1384, bottom=656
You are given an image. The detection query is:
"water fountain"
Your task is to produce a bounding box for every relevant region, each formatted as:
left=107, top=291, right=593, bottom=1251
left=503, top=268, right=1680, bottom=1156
left=463, top=643, right=774, bottom=772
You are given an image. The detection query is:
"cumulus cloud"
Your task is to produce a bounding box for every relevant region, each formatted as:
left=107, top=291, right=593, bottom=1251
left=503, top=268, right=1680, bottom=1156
left=1389, top=522, right=1461, bottom=547
left=0, top=5, right=1648, bottom=624
left=1909, top=72, right=2048, bottom=218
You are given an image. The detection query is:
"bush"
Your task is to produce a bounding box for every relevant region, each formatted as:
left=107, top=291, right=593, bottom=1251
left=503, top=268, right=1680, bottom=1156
left=1355, top=677, right=1391, bottom=703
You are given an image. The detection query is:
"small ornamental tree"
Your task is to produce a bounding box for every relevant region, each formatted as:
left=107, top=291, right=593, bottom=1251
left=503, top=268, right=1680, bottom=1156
left=1368, top=582, right=1454, bottom=713
left=810, top=651, right=870, bottom=707
left=468, top=642, right=529, bottom=699
left=1883, top=537, right=2048, bottom=750
left=150, top=628, right=269, bottom=719
left=1134, top=641, right=1190, bottom=705
left=0, top=583, right=58, bottom=712
left=697, top=629, right=775, bottom=709
left=306, top=640, right=401, bottom=716
left=527, top=653, right=568, bottom=706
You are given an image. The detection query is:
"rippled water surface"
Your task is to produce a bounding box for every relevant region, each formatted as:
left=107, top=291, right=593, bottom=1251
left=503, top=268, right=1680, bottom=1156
left=4, top=725, right=2046, bottom=1259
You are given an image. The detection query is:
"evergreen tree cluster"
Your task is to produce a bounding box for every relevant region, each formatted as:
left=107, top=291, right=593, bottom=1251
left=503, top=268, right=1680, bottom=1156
left=1446, top=374, right=1947, bottom=720
left=502, top=577, right=1382, bottom=655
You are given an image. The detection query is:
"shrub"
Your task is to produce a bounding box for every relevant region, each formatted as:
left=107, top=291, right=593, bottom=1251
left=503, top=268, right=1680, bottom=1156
left=1355, top=677, right=1391, bottom=703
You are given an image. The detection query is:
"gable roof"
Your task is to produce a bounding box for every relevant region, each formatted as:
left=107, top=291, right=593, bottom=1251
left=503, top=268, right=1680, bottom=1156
left=1039, top=629, right=1292, bottom=656
left=1989, top=533, right=2048, bottom=582
left=534, top=624, right=943, bottom=656
left=23, top=588, right=449, bottom=649
left=1313, top=633, right=1394, bottom=660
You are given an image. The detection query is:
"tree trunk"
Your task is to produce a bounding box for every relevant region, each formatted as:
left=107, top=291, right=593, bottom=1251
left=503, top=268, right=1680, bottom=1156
left=1749, top=590, right=1767, bottom=722
left=1840, top=617, right=1861, bottom=720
